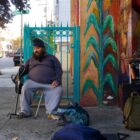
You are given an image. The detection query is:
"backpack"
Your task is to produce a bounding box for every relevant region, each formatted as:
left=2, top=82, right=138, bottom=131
left=11, top=65, right=25, bottom=94
left=57, top=101, right=90, bottom=126
left=123, top=91, right=140, bottom=130
left=51, top=124, right=106, bottom=140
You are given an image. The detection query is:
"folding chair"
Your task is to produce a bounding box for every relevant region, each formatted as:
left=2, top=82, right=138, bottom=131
left=33, top=88, right=44, bottom=118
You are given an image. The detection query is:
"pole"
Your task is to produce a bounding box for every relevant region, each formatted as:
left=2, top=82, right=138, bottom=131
left=20, top=11, right=23, bottom=65
left=46, top=0, right=47, bottom=26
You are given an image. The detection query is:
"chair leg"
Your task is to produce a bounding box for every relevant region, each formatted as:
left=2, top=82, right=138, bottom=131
left=34, top=90, right=44, bottom=119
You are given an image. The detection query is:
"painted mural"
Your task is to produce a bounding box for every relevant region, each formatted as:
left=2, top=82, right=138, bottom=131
left=70, top=0, right=134, bottom=106
left=80, top=0, right=120, bottom=106
left=116, top=0, right=131, bottom=90
left=132, top=0, right=140, bottom=56
left=119, top=0, right=131, bottom=65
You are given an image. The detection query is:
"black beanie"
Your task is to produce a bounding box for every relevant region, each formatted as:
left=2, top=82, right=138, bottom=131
left=33, top=38, right=45, bottom=48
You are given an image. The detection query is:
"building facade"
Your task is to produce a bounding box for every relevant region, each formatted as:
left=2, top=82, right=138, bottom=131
left=70, top=0, right=140, bottom=107
left=54, top=0, right=70, bottom=26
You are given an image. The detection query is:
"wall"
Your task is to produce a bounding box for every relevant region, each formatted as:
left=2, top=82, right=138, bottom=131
left=54, top=0, right=71, bottom=26
left=71, top=0, right=136, bottom=106
left=79, top=0, right=120, bottom=106
left=132, top=0, right=140, bottom=55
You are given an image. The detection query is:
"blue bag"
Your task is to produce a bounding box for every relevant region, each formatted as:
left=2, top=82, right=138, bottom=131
left=57, top=102, right=89, bottom=126
left=51, top=124, right=106, bottom=140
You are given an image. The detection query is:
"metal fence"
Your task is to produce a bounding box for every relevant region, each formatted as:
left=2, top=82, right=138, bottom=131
left=23, top=24, right=80, bottom=102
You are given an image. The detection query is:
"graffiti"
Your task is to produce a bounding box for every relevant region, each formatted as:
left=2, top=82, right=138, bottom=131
left=82, top=0, right=118, bottom=104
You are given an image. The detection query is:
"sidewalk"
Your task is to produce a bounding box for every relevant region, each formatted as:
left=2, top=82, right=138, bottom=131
left=0, top=87, right=140, bottom=140
left=0, top=67, right=19, bottom=88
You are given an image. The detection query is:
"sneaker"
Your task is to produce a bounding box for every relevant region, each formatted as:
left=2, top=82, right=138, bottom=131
left=18, top=112, right=32, bottom=119
left=47, top=114, right=60, bottom=120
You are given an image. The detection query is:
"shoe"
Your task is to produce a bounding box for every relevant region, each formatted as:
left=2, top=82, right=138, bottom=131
left=18, top=112, right=32, bottom=119
left=47, top=114, right=60, bottom=120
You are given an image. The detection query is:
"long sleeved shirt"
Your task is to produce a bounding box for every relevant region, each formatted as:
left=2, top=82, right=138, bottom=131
left=23, top=54, right=62, bottom=85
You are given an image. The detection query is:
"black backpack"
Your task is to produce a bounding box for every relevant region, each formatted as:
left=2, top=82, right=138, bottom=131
left=11, top=65, right=25, bottom=94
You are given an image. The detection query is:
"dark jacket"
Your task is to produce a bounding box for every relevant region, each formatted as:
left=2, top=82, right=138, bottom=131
left=22, top=54, right=62, bottom=85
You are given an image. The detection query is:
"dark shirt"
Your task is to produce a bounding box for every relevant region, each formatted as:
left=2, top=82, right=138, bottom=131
left=24, top=54, right=62, bottom=85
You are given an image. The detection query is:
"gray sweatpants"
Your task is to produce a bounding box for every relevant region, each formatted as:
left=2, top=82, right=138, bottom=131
left=20, top=79, right=62, bottom=115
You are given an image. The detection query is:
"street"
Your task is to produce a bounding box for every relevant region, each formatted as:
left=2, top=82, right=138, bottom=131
left=0, top=57, right=14, bottom=69
left=0, top=57, right=19, bottom=87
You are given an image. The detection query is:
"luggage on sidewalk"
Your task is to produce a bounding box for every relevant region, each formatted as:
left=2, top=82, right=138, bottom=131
left=57, top=101, right=89, bottom=126
left=123, top=91, right=140, bottom=130
left=51, top=124, right=106, bottom=140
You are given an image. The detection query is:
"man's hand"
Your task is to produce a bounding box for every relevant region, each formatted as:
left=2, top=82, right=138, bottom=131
left=51, top=80, right=59, bottom=87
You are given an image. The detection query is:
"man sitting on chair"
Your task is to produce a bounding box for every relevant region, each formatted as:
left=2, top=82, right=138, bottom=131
left=18, top=38, right=63, bottom=119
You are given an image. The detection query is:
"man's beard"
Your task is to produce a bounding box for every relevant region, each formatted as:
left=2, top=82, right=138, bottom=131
left=33, top=50, right=45, bottom=61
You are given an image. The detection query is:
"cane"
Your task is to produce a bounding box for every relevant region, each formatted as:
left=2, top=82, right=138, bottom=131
left=9, top=65, right=25, bottom=118
left=9, top=75, right=21, bottom=118
left=9, top=93, right=20, bottom=118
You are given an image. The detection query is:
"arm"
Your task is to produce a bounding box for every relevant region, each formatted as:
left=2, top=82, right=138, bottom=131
left=52, top=56, right=63, bottom=86
left=19, top=59, right=30, bottom=78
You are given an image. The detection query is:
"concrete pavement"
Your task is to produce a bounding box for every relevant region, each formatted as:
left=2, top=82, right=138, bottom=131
left=0, top=57, right=19, bottom=88
left=0, top=66, right=19, bottom=88
left=0, top=86, right=140, bottom=139
left=0, top=58, right=140, bottom=140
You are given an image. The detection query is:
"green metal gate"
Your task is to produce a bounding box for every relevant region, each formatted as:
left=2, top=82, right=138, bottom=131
left=23, top=24, right=80, bottom=103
